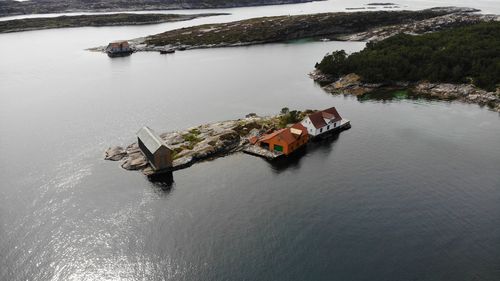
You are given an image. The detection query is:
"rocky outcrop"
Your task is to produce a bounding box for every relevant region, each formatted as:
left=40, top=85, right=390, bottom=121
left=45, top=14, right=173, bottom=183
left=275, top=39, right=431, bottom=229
left=414, top=83, right=500, bottom=111
left=104, top=146, right=127, bottom=161
left=309, top=71, right=382, bottom=96
left=310, top=71, right=500, bottom=112
left=104, top=115, right=289, bottom=175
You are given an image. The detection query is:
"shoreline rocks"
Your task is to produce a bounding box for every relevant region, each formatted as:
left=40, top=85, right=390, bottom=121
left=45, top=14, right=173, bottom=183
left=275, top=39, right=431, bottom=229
left=310, top=70, right=500, bottom=112
left=414, top=83, right=500, bottom=111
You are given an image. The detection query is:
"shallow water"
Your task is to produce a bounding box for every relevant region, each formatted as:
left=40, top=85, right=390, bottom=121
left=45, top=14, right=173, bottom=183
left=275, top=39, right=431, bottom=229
left=1, top=1, right=500, bottom=280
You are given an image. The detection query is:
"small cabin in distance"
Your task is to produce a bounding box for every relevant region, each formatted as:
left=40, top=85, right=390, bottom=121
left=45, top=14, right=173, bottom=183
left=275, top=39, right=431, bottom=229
left=136, top=127, right=173, bottom=171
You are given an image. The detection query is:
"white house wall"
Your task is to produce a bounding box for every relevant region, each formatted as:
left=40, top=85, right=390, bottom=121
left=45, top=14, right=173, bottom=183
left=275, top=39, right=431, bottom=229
left=301, top=118, right=341, bottom=137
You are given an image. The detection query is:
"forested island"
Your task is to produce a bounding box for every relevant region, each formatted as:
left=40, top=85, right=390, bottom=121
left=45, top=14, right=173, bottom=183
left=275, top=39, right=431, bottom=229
left=0, top=0, right=315, bottom=17
left=0, top=13, right=226, bottom=33
left=115, top=7, right=494, bottom=52
left=312, top=22, right=500, bottom=111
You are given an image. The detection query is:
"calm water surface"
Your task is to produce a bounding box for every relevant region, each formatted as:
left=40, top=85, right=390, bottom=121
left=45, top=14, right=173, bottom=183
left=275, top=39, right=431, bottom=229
left=2, top=0, right=500, bottom=22
left=1, top=1, right=500, bottom=280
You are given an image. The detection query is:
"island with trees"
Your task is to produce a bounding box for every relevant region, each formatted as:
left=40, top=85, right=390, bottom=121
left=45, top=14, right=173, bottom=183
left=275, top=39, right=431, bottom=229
left=312, top=21, right=500, bottom=111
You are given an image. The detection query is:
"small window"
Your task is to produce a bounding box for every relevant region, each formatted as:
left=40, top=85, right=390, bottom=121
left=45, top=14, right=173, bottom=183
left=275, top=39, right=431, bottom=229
left=320, top=128, right=323, bottom=133
left=334, top=123, right=337, bottom=128
left=327, top=125, right=330, bottom=130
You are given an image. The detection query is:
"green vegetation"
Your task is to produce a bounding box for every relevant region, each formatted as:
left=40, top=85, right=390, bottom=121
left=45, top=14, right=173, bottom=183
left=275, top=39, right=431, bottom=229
left=188, top=128, right=201, bottom=136
left=182, top=132, right=201, bottom=144
left=279, top=108, right=301, bottom=128
left=0, top=13, right=225, bottom=33
left=145, top=9, right=453, bottom=47
left=315, top=22, right=500, bottom=91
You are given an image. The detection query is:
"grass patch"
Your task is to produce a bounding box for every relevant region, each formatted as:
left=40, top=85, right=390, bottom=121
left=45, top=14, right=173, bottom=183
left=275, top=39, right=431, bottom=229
left=172, top=147, right=184, bottom=160
left=182, top=133, right=201, bottom=144
left=189, top=128, right=201, bottom=135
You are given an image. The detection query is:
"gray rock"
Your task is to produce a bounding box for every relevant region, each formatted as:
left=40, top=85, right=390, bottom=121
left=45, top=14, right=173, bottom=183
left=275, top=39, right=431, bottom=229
left=104, top=146, right=127, bottom=161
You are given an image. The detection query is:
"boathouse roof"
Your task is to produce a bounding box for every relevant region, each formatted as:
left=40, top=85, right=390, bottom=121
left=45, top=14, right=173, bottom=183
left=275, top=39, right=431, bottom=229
left=307, top=107, right=342, bottom=129
left=260, top=123, right=307, bottom=145
left=136, top=126, right=170, bottom=154
left=260, top=128, right=296, bottom=145
left=291, top=123, right=308, bottom=135
left=107, top=40, right=129, bottom=48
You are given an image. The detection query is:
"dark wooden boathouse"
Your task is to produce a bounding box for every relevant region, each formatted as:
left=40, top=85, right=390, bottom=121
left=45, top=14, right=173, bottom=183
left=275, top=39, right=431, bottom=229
left=136, top=126, right=173, bottom=171
left=106, top=40, right=133, bottom=57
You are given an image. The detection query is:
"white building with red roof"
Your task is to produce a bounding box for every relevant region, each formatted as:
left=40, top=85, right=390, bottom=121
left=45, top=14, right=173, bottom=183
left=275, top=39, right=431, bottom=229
left=301, top=107, right=343, bottom=137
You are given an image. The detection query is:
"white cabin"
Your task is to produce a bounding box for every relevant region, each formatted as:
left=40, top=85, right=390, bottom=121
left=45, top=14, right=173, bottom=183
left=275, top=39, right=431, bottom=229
left=301, top=107, right=342, bottom=137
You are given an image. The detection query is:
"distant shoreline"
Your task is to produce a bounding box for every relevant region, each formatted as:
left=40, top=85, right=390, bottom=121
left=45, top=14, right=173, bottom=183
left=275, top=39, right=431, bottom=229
left=0, top=0, right=316, bottom=18
left=0, top=13, right=227, bottom=33
left=107, top=7, right=494, bottom=53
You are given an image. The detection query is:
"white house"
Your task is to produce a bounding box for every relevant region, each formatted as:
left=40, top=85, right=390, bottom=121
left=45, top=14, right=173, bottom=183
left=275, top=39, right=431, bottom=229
left=301, top=107, right=342, bottom=137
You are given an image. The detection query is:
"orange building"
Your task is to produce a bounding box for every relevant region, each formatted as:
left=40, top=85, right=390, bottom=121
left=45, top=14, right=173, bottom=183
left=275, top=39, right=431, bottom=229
left=258, top=123, right=309, bottom=155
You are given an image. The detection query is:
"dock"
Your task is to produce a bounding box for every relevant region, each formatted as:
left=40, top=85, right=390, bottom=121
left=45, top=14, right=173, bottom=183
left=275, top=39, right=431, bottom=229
left=340, top=118, right=351, bottom=129
left=242, top=145, right=283, bottom=160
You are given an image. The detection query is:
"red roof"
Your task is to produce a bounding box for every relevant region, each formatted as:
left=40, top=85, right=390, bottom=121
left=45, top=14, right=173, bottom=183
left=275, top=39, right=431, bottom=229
left=307, top=107, right=342, bottom=129
left=291, top=123, right=308, bottom=135
left=107, top=41, right=130, bottom=48
left=259, top=128, right=298, bottom=145
left=323, top=107, right=342, bottom=122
